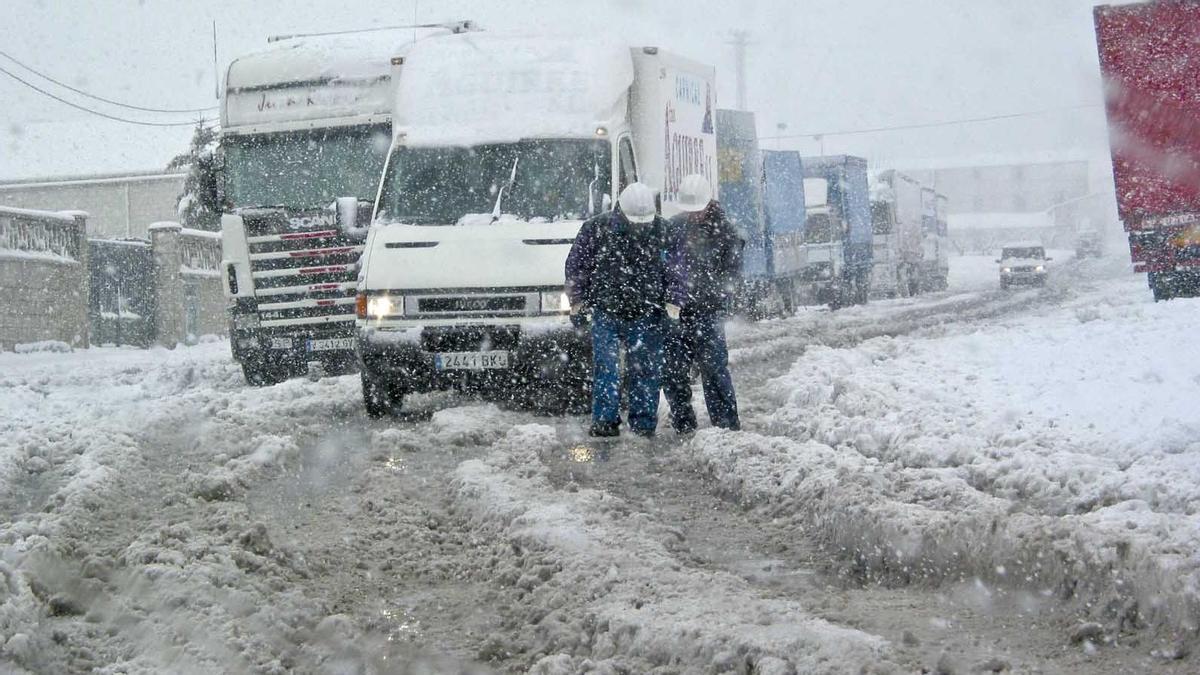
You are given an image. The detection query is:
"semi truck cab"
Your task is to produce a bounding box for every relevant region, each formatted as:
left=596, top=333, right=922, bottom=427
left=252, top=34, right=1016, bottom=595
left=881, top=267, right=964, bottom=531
left=218, top=23, right=474, bottom=385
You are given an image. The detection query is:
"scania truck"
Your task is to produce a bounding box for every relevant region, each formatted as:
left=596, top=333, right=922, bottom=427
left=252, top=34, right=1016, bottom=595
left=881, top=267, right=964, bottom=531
left=349, top=32, right=718, bottom=414
left=219, top=22, right=475, bottom=385
left=1095, top=1, right=1200, bottom=300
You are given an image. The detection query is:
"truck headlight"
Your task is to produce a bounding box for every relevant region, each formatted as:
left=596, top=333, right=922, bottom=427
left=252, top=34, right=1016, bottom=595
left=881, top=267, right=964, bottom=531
left=540, top=290, right=571, bottom=313
left=362, top=295, right=402, bottom=319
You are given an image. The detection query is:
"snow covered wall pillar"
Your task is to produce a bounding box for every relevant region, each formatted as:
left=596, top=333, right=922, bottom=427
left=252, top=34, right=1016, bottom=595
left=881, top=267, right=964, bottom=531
left=149, top=222, right=224, bottom=348
left=0, top=207, right=90, bottom=351
left=149, top=222, right=185, bottom=348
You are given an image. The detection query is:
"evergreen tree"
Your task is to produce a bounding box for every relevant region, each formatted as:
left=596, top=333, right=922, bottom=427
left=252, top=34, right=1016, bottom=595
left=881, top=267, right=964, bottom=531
left=168, top=122, right=221, bottom=231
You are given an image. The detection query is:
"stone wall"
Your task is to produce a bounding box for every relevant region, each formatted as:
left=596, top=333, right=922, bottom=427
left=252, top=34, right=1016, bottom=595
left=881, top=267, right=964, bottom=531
left=149, top=223, right=226, bottom=347
left=0, top=207, right=90, bottom=350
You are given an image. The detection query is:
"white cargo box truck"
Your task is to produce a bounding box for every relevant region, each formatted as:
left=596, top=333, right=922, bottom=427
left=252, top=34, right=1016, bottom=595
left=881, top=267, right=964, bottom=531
left=869, top=169, right=926, bottom=297
left=347, top=32, right=717, bottom=415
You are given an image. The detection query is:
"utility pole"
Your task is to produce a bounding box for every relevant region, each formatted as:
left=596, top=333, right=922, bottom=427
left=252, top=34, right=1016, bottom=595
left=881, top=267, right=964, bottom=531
left=211, top=21, right=219, bottom=101
left=727, top=30, right=750, bottom=111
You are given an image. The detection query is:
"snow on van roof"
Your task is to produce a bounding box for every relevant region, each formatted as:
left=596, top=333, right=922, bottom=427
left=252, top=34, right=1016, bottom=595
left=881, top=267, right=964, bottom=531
left=394, top=32, right=634, bottom=146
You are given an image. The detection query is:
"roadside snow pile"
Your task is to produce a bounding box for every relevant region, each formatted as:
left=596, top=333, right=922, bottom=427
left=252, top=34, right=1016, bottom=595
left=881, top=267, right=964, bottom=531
left=692, top=274, right=1200, bottom=636
left=0, top=342, right=377, bottom=672
left=452, top=425, right=898, bottom=674
left=12, top=340, right=72, bottom=354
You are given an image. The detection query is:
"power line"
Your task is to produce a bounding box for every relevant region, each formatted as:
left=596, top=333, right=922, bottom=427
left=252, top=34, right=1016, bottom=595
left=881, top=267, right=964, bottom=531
left=0, top=49, right=217, bottom=114
left=760, top=104, right=1103, bottom=141
left=0, top=65, right=215, bottom=128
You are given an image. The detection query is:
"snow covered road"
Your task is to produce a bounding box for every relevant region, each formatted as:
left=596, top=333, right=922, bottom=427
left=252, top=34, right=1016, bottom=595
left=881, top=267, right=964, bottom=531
left=2, top=257, right=1197, bottom=673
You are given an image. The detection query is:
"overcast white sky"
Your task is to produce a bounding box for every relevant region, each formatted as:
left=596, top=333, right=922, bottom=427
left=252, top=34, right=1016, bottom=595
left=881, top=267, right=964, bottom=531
left=1, top=0, right=1115, bottom=181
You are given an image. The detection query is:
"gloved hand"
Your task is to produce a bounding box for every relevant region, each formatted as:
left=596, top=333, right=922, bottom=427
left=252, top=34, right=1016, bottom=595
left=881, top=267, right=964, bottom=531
left=666, top=303, right=681, bottom=320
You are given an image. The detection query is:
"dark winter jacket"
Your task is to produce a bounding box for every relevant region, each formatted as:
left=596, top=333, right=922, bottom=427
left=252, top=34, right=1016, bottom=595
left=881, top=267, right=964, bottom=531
left=565, top=208, right=686, bottom=321
left=668, top=201, right=744, bottom=315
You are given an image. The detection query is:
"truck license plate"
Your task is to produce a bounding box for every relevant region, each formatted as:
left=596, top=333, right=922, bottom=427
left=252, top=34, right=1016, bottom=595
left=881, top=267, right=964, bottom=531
left=435, top=351, right=510, bottom=371
left=307, top=337, right=355, bottom=352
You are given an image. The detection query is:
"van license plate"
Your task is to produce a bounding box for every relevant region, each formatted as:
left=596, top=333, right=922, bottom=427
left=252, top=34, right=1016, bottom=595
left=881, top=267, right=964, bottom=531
left=435, top=351, right=509, bottom=370
left=307, top=337, right=354, bottom=352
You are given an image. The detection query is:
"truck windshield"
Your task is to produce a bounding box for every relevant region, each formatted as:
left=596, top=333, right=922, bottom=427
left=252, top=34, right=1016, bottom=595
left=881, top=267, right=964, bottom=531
left=1002, top=247, right=1045, bottom=259
left=224, top=125, right=390, bottom=209
left=377, top=139, right=612, bottom=225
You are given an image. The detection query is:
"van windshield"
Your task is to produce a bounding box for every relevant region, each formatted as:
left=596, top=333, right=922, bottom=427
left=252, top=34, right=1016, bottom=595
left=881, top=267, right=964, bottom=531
left=1002, top=246, right=1045, bottom=259
left=377, top=139, right=612, bottom=225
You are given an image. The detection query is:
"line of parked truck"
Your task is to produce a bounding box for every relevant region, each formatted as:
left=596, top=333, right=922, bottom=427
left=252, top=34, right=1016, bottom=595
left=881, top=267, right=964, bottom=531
left=211, top=23, right=951, bottom=408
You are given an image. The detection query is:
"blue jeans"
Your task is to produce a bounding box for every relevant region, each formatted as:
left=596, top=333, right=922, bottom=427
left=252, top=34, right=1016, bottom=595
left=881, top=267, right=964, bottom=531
left=663, top=313, right=739, bottom=431
left=591, top=310, right=664, bottom=433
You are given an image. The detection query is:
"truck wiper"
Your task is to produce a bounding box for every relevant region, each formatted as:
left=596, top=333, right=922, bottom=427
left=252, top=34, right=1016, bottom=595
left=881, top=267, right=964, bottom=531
left=491, top=156, right=520, bottom=223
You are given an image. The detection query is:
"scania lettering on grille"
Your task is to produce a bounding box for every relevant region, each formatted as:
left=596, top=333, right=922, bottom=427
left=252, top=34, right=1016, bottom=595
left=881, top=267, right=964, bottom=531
left=288, top=214, right=336, bottom=230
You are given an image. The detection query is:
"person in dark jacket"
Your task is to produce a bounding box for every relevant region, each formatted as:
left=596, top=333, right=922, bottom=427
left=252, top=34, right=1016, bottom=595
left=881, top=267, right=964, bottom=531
left=565, top=182, right=686, bottom=438
left=662, top=174, right=743, bottom=434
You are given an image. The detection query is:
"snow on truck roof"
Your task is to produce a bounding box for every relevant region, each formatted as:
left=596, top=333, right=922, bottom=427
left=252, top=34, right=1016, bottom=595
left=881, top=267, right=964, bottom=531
left=394, top=33, right=634, bottom=146
left=225, top=33, right=409, bottom=92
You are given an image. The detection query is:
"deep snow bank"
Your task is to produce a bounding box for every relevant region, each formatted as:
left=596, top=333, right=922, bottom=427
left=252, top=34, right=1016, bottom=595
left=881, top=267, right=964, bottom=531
left=690, top=272, right=1200, bottom=637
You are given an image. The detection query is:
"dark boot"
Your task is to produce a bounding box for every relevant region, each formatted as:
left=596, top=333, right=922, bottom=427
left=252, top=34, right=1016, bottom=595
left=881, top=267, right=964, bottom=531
left=589, top=421, right=620, bottom=438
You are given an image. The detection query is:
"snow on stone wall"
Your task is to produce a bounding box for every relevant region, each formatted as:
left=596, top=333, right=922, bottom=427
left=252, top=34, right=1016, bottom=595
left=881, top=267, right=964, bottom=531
left=0, top=208, right=90, bottom=350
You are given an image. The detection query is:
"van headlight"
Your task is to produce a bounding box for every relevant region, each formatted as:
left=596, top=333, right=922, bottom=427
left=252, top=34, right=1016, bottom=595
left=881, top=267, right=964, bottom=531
left=540, top=290, right=571, bottom=313
left=1035, top=265, right=1045, bottom=273
left=365, top=295, right=403, bottom=319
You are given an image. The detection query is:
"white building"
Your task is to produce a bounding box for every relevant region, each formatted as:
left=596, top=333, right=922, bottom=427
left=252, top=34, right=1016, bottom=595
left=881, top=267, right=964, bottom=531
left=0, top=171, right=186, bottom=240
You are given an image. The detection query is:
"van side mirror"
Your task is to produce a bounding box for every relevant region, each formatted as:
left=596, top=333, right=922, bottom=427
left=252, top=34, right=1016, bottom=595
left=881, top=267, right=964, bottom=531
left=335, top=197, right=370, bottom=240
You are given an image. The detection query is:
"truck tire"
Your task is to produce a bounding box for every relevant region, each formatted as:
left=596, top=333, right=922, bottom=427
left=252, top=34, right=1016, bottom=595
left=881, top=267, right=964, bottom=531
left=242, top=359, right=289, bottom=387
left=362, top=370, right=404, bottom=418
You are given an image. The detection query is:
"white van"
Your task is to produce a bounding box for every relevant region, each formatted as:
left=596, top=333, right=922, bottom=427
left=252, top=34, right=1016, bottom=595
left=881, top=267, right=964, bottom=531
left=348, top=32, right=718, bottom=415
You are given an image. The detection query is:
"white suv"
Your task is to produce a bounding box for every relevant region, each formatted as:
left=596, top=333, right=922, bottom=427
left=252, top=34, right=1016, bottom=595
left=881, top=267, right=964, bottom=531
left=998, top=244, right=1050, bottom=289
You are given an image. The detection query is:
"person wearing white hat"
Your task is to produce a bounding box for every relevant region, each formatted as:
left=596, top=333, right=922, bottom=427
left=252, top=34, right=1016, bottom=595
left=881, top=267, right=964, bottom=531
left=565, top=182, right=686, bottom=438
left=662, top=174, right=743, bottom=434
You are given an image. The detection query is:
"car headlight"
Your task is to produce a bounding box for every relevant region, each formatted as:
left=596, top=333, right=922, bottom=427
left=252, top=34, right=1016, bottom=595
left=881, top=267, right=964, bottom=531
left=1035, top=265, right=1045, bottom=273
left=540, top=290, right=571, bottom=313
left=1001, top=267, right=1012, bottom=274
left=365, top=295, right=402, bottom=319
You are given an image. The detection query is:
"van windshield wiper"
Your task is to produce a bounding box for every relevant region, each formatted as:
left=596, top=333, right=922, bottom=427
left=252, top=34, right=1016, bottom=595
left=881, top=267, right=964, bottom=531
left=491, top=156, right=520, bottom=223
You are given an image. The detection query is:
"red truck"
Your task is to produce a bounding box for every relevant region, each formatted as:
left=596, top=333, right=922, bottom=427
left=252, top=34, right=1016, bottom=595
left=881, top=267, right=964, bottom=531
left=1094, top=0, right=1200, bottom=301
